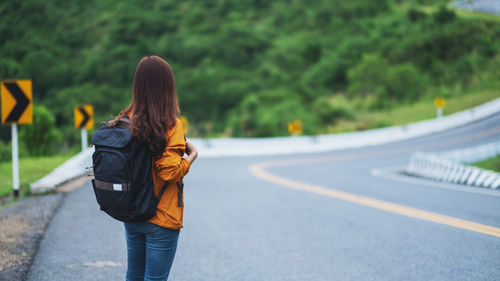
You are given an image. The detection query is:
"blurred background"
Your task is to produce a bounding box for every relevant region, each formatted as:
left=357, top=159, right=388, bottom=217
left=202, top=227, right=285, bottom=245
left=0, top=0, right=499, bottom=196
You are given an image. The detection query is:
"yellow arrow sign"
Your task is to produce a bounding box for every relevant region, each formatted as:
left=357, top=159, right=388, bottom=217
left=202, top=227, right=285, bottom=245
left=288, top=120, right=302, bottom=135
left=1, top=80, right=33, bottom=125
left=74, top=105, right=94, bottom=129
left=434, top=97, right=445, bottom=108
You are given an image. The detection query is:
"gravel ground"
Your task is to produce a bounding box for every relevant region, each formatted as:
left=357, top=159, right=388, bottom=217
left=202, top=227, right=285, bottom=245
left=0, top=193, right=63, bottom=281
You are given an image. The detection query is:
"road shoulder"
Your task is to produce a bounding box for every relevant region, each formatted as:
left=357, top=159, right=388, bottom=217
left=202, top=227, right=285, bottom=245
left=0, top=176, right=87, bottom=281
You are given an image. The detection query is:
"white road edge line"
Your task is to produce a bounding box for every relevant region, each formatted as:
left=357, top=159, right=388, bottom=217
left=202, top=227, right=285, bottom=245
left=371, top=166, right=500, bottom=197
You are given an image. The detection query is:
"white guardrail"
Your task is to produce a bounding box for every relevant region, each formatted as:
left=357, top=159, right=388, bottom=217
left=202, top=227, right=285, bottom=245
left=406, top=141, right=500, bottom=189
left=31, top=97, right=500, bottom=193
left=190, top=97, right=500, bottom=157
left=31, top=148, right=95, bottom=193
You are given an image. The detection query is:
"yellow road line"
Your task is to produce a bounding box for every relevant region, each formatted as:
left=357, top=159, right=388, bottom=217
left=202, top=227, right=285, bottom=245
left=249, top=163, right=500, bottom=237
left=248, top=125, right=500, bottom=238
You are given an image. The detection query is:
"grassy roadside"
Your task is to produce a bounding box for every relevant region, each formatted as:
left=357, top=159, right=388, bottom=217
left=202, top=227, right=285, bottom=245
left=325, top=90, right=499, bottom=133
left=394, top=1, right=500, bottom=22
left=0, top=154, right=74, bottom=198
left=453, top=8, right=500, bottom=22
left=473, top=155, right=500, bottom=173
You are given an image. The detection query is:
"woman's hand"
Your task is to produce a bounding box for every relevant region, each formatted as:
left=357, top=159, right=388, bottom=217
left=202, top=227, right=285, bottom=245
left=185, top=138, right=198, bottom=164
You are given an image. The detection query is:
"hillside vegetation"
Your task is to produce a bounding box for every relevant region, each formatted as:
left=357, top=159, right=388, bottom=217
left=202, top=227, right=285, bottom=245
left=1, top=0, right=500, bottom=155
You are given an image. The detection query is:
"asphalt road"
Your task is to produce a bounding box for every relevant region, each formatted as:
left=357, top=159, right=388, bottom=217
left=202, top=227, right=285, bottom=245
left=27, top=114, right=500, bottom=281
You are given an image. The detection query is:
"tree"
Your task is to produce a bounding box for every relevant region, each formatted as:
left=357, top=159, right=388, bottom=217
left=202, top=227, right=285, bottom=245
left=20, top=105, right=61, bottom=156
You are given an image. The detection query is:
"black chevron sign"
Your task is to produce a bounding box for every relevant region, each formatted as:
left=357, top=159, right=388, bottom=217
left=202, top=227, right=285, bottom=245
left=74, top=105, right=93, bottom=129
left=77, top=106, right=90, bottom=128
left=1, top=80, right=33, bottom=124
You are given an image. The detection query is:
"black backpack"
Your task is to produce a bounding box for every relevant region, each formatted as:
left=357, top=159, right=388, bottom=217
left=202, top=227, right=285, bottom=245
left=90, top=117, right=170, bottom=222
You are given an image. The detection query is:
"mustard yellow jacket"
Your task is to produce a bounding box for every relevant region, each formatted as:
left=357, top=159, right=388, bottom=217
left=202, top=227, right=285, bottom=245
left=126, top=117, right=190, bottom=229
left=148, top=119, right=190, bottom=229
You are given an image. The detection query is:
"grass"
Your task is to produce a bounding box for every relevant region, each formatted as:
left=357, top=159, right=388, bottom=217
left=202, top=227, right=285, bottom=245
left=325, top=90, right=499, bottom=133
left=0, top=154, right=74, bottom=198
left=453, top=8, right=500, bottom=22
left=473, top=155, right=500, bottom=173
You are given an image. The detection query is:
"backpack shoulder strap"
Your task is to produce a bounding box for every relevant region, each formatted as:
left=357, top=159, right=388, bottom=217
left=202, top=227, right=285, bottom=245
left=115, top=116, right=130, bottom=129
left=157, top=181, right=169, bottom=200
left=156, top=180, right=184, bottom=207
left=176, top=180, right=184, bottom=207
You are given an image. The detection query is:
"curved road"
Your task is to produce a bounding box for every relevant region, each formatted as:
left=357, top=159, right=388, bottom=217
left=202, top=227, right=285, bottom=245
left=27, top=114, right=500, bottom=281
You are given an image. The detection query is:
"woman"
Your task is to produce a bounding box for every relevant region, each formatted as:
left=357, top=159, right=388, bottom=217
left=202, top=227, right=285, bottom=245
left=113, top=55, right=198, bottom=281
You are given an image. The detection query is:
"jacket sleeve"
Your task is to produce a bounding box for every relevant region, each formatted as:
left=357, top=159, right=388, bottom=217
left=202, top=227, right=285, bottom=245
left=154, top=120, right=191, bottom=183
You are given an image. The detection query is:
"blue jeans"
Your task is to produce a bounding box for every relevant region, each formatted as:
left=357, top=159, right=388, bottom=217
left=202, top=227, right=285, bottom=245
left=124, top=221, right=180, bottom=281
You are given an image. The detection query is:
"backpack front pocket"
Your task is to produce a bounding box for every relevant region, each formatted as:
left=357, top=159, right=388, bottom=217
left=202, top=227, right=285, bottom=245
left=92, top=148, right=129, bottom=183
left=92, top=179, right=133, bottom=211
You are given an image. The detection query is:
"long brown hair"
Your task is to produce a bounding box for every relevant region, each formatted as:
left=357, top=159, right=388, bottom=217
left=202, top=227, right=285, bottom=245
left=113, top=56, right=180, bottom=155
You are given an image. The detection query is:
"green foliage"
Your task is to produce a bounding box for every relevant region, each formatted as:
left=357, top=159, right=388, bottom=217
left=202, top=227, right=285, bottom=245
left=0, top=0, right=499, bottom=139
left=473, top=155, right=500, bottom=173
left=433, top=6, right=456, bottom=24
left=20, top=106, right=61, bottom=156
left=231, top=89, right=319, bottom=137
left=384, top=63, right=427, bottom=102
left=313, top=95, right=355, bottom=125
left=347, top=54, right=389, bottom=98
left=407, top=8, right=427, bottom=22
left=301, top=53, right=349, bottom=96
left=347, top=54, right=427, bottom=108
left=0, top=140, right=10, bottom=163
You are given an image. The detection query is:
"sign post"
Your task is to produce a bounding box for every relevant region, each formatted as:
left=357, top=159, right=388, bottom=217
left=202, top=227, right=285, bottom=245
left=74, top=105, right=93, bottom=151
left=81, top=128, right=88, bottom=151
left=12, top=124, right=19, bottom=197
left=1, top=80, right=33, bottom=198
left=434, top=97, right=445, bottom=118
left=288, top=120, right=302, bottom=136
